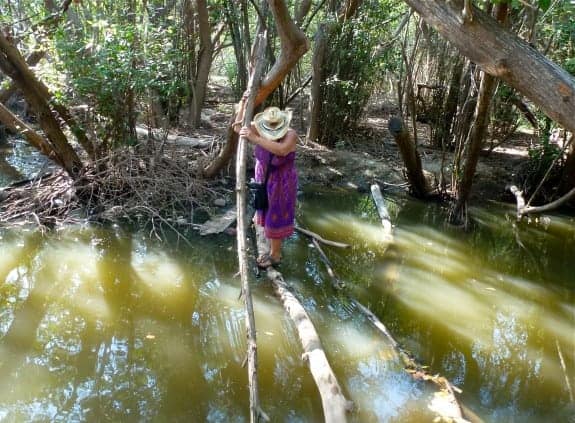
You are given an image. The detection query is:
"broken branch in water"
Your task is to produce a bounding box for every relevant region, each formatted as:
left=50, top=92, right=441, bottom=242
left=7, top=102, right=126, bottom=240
left=295, top=225, right=351, bottom=248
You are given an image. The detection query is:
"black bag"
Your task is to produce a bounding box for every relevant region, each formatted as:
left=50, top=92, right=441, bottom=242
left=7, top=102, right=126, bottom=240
left=252, top=183, right=268, bottom=210
left=250, top=154, right=274, bottom=211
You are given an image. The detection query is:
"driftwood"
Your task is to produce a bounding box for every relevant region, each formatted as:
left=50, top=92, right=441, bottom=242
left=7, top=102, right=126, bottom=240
left=295, top=225, right=351, bottom=248
left=197, top=208, right=236, bottom=236
left=509, top=185, right=575, bottom=218
left=311, top=238, right=345, bottom=289
left=555, top=338, right=575, bottom=403
left=254, top=225, right=352, bottom=422
left=370, top=184, right=393, bottom=234
left=135, top=126, right=213, bottom=149
left=235, top=34, right=268, bottom=423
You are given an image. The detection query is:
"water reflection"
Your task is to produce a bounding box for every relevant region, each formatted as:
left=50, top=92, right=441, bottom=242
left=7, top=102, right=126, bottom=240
left=0, top=189, right=573, bottom=421
left=370, top=204, right=574, bottom=421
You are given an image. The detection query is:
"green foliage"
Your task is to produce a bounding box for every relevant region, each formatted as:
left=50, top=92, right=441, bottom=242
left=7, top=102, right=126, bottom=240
left=536, top=1, right=574, bottom=76
left=490, top=83, right=520, bottom=140
left=53, top=15, right=186, bottom=146
left=317, top=0, right=402, bottom=146
left=522, top=121, right=562, bottom=195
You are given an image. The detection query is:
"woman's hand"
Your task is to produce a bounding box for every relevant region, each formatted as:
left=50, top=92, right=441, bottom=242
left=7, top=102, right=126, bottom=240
left=232, top=121, right=242, bottom=133
left=239, top=126, right=259, bottom=144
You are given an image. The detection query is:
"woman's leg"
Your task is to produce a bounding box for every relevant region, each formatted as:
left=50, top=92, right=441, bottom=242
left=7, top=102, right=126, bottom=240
left=269, top=238, right=282, bottom=262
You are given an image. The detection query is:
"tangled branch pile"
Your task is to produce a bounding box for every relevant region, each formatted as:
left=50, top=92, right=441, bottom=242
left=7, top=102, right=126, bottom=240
left=0, top=170, right=78, bottom=227
left=0, top=144, right=229, bottom=232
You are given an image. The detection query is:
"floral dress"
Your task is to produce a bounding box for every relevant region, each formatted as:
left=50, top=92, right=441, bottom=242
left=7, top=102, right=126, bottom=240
left=253, top=135, right=297, bottom=239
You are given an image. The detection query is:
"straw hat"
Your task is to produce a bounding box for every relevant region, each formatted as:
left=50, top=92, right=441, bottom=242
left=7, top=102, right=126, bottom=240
left=253, top=107, right=292, bottom=140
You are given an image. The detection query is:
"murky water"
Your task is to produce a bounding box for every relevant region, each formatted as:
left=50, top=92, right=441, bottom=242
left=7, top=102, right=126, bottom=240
left=1, top=177, right=574, bottom=421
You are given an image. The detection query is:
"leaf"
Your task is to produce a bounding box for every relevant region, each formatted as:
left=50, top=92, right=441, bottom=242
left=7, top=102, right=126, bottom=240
left=538, top=0, right=551, bottom=11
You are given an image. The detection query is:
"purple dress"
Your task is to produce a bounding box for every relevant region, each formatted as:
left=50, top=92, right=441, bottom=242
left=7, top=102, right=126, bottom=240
left=254, top=136, right=297, bottom=239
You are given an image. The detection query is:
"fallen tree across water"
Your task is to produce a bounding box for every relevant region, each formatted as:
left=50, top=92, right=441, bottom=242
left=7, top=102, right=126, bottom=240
left=254, top=225, right=353, bottom=423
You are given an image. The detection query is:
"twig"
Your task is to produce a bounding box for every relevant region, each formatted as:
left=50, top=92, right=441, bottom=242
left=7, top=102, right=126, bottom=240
left=556, top=338, right=574, bottom=403
left=310, top=238, right=346, bottom=289
left=526, top=134, right=573, bottom=208
left=295, top=225, right=351, bottom=248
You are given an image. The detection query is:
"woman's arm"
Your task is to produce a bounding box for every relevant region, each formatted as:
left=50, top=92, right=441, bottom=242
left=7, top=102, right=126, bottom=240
left=239, top=127, right=297, bottom=156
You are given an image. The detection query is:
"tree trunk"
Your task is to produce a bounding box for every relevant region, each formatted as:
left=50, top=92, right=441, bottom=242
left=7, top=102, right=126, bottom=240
left=203, top=0, right=308, bottom=178
left=307, top=23, right=330, bottom=143
left=0, top=50, right=45, bottom=104
left=451, top=71, right=498, bottom=222
left=401, top=0, right=575, bottom=134
left=254, top=0, right=309, bottom=105
left=306, top=0, right=364, bottom=145
left=0, top=102, right=61, bottom=166
left=0, top=34, right=83, bottom=176
left=224, top=0, right=248, bottom=96
left=190, top=0, right=214, bottom=128
left=450, top=3, right=508, bottom=223
left=438, top=56, right=463, bottom=148
left=388, top=117, right=430, bottom=198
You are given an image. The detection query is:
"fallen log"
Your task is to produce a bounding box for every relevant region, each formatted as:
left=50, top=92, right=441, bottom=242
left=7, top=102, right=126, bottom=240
left=254, top=225, right=352, bottom=422
left=370, top=184, right=393, bottom=235
left=135, top=126, right=213, bottom=149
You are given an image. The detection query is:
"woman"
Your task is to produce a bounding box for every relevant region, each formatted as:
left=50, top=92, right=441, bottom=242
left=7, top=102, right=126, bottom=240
left=236, top=106, right=298, bottom=268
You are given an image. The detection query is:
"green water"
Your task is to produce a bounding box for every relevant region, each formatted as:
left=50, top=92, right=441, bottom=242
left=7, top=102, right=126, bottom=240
left=0, top=187, right=573, bottom=422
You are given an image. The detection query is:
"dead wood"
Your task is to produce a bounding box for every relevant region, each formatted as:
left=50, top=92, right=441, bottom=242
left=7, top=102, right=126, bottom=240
left=311, top=238, right=346, bottom=290
left=0, top=144, right=222, bottom=233
left=235, top=33, right=268, bottom=423
left=510, top=184, right=575, bottom=218
left=306, top=187, right=478, bottom=423
left=555, top=338, right=574, bottom=403
left=509, top=185, right=526, bottom=219
left=0, top=102, right=60, bottom=165
left=135, top=126, right=214, bottom=149
left=254, top=228, right=352, bottom=422
left=295, top=225, right=351, bottom=248
left=370, top=184, right=393, bottom=235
